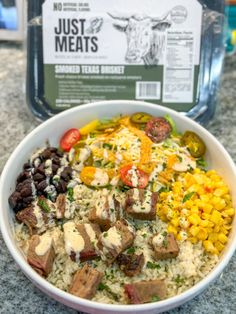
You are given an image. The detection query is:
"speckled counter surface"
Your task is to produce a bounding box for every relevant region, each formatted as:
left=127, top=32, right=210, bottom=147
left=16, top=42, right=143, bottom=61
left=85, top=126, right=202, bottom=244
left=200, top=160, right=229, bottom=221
left=0, top=42, right=235, bottom=314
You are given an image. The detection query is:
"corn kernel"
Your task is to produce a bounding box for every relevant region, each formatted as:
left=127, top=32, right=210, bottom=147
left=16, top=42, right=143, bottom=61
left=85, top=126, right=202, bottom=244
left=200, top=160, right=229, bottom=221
left=214, top=187, right=228, bottom=197
left=210, top=210, right=222, bottom=224
left=223, top=208, right=235, bottom=217
left=202, top=203, right=213, bottom=214
left=215, top=241, right=225, bottom=252
left=203, top=240, right=218, bottom=254
left=202, top=213, right=210, bottom=220
left=214, top=225, right=220, bottom=233
left=167, top=224, right=177, bottom=235
left=189, top=225, right=199, bottom=236
left=171, top=217, right=179, bottom=227
left=218, top=233, right=228, bottom=244
left=200, top=220, right=209, bottom=227
left=188, top=213, right=201, bottom=225
left=189, top=237, right=198, bottom=244
left=197, top=228, right=208, bottom=241
left=208, top=233, right=218, bottom=243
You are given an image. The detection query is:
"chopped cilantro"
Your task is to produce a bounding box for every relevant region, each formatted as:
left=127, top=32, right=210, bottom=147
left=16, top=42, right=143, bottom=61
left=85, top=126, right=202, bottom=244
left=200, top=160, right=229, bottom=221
left=102, top=143, right=113, bottom=150
left=158, top=186, right=170, bottom=193
left=93, top=160, right=102, bottom=167
left=37, top=198, right=50, bottom=213
left=119, top=185, right=131, bottom=192
left=183, top=191, right=195, bottom=203
left=162, top=139, right=173, bottom=148
left=146, top=261, right=161, bottom=269
left=196, top=157, right=207, bottom=169
left=98, top=282, right=119, bottom=301
left=142, top=233, right=147, bottom=238
left=103, top=232, right=108, bottom=238
left=126, top=247, right=135, bottom=254
left=151, top=295, right=160, bottom=302
left=175, top=274, right=185, bottom=285
left=67, top=187, right=74, bottom=202
left=177, top=155, right=183, bottom=162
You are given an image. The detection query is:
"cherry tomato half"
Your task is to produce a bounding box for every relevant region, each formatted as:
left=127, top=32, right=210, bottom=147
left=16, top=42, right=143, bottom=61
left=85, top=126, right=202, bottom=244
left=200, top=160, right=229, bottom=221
left=60, top=128, right=81, bottom=152
left=120, top=164, right=149, bottom=188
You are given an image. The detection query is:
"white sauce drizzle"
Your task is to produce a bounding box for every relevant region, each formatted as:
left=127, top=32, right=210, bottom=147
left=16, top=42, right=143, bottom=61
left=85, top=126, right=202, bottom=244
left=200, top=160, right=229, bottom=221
left=132, top=189, right=153, bottom=213
left=35, top=233, right=53, bottom=256
left=84, top=224, right=96, bottom=242
left=91, top=168, right=109, bottom=187
left=63, top=221, right=85, bottom=259
left=101, top=226, right=122, bottom=249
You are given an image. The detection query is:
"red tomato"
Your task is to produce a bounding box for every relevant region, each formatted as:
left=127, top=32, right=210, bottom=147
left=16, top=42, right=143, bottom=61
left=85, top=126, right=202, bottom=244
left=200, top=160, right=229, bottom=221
left=60, top=128, right=81, bottom=152
left=120, top=164, right=149, bottom=188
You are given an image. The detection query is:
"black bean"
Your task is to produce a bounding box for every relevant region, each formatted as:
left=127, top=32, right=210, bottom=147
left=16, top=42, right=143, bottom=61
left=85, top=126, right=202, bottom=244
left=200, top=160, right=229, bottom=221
left=56, top=179, right=67, bottom=193
left=13, top=202, right=25, bottom=213
left=16, top=179, right=32, bottom=192
left=17, top=171, right=31, bottom=183
left=52, top=156, right=61, bottom=165
left=56, top=150, right=64, bottom=158
left=23, top=162, right=32, bottom=170
left=20, top=186, right=33, bottom=197
left=33, top=173, right=45, bottom=182
left=40, top=148, right=53, bottom=160
left=52, top=164, right=59, bottom=174
left=37, top=180, right=48, bottom=191
left=23, top=196, right=35, bottom=204
left=35, top=163, right=45, bottom=175
left=8, top=191, right=22, bottom=208
left=49, top=147, right=58, bottom=153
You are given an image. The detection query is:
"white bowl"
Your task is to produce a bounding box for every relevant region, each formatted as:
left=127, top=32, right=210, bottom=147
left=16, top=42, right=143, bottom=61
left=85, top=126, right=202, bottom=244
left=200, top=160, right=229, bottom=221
left=1, top=100, right=236, bottom=314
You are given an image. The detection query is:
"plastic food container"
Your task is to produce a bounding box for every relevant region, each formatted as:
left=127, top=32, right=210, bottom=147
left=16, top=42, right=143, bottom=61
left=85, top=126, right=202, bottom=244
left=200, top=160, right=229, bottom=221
left=26, top=0, right=226, bottom=125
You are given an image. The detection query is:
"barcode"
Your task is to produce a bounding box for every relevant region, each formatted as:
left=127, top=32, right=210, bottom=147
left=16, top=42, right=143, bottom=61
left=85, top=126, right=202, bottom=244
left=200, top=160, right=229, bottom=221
left=136, top=81, right=161, bottom=100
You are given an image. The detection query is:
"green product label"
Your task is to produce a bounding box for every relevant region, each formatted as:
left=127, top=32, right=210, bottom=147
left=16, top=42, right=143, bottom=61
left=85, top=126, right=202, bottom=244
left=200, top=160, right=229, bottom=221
left=43, top=0, right=202, bottom=112
left=44, top=64, right=199, bottom=111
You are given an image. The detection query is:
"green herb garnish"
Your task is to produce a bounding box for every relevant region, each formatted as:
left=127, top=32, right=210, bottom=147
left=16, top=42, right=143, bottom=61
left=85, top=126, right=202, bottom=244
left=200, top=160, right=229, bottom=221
left=146, top=261, right=161, bottom=269
left=93, top=160, right=102, bottom=167
left=158, top=186, right=170, bottom=193
left=103, top=143, right=117, bottom=150
left=196, top=157, right=207, bottom=170
left=98, top=282, right=119, bottom=301
left=103, top=232, right=108, bottom=238
left=37, top=197, right=51, bottom=213
left=183, top=191, right=195, bottom=203
left=126, top=247, right=135, bottom=254
left=67, top=187, right=74, bottom=202
left=175, top=274, right=185, bottom=285
left=151, top=295, right=160, bottom=302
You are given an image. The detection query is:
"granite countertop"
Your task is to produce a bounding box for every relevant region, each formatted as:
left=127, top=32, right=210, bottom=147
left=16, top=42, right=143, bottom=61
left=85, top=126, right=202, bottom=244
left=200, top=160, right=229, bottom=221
left=0, top=42, right=235, bottom=314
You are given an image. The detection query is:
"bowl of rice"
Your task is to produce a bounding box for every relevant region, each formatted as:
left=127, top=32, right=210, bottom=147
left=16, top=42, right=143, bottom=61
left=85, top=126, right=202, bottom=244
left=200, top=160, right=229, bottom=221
left=0, top=100, right=236, bottom=314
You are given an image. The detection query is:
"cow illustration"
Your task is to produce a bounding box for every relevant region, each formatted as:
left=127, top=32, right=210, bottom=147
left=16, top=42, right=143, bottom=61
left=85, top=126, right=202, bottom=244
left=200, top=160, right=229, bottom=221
left=108, top=12, right=172, bottom=65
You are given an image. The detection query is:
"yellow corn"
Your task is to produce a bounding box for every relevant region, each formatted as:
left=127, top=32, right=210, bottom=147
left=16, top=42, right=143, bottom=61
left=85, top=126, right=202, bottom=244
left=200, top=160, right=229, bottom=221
left=208, top=233, right=218, bottom=243
left=189, top=225, right=199, bottom=237
left=215, top=241, right=225, bottom=252
left=203, top=240, right=218, bottom=254
left=223, top=208, right=235, bottom=217
left=167, top=224, right=178, bottom=235
left=218, top=233, right=228, bottom=244
left=155, top=167, right=235, bottom=255
left=188, top=213, right=201, bottom=225
left=197, top=228, right=208, bottom=241
left=210, top=210, right=222, bottom=224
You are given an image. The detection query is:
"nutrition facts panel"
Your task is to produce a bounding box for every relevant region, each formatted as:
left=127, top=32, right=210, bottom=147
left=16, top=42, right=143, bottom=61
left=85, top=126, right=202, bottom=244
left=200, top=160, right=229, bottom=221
left=163, top=30, right=195, bottom=103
